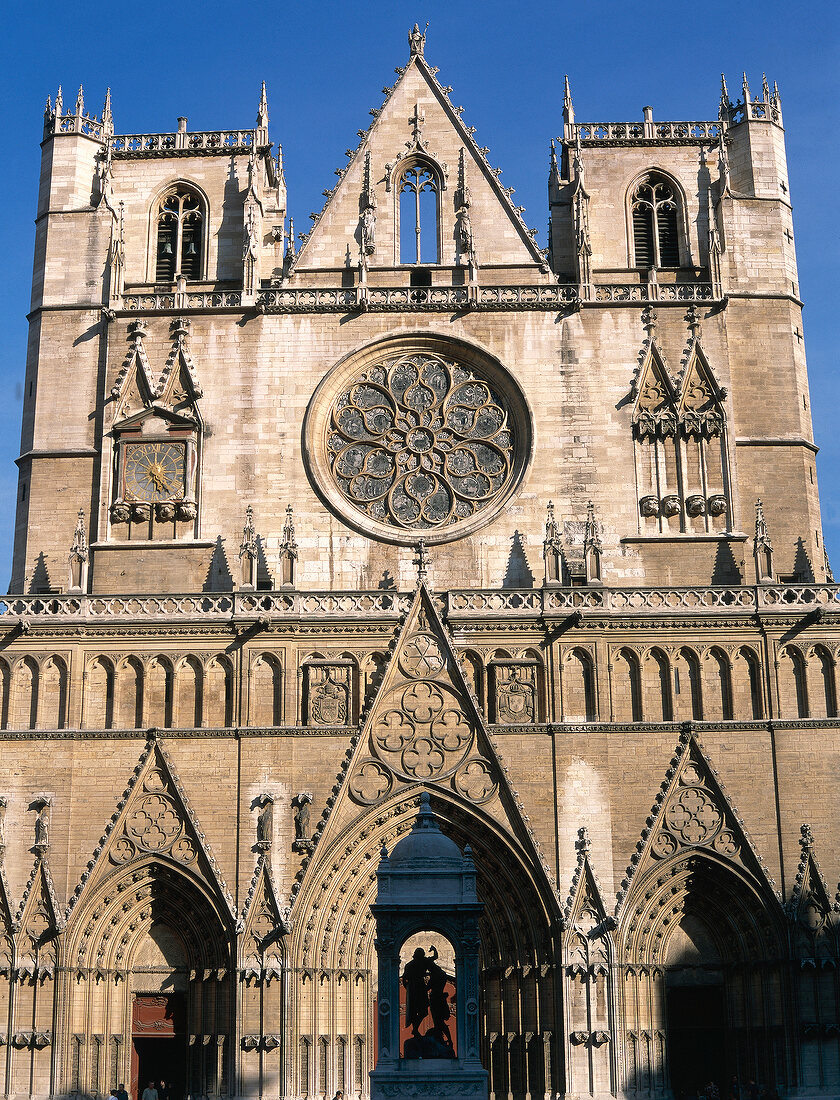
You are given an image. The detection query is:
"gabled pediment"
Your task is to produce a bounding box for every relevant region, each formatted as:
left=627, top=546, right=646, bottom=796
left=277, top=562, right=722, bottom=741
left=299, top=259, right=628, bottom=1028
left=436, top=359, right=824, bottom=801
left=631, top=342, right=678, bottom=438
left=294, top=44, right=547, bottom=273
left=112, top=404, right=198, bottom=434
left=617, top=728, right=780, bottom=918
left=66, top=736, right=236, bottom=926
left=676, top=342, right=726, bottom=436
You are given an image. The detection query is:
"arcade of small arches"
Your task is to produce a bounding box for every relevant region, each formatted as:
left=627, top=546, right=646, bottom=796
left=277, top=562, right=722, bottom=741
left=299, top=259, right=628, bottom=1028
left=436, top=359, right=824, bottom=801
left=0, top=639, right=835, bottom=730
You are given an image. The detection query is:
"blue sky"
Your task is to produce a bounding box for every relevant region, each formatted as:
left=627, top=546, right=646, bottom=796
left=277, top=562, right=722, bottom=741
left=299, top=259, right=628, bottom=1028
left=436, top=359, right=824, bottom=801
left=0, top=0, right=837, bottom=589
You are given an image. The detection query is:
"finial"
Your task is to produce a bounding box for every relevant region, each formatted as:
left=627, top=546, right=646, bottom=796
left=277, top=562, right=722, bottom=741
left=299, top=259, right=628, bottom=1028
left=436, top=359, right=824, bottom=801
left=102, top=87, right=113, bottom=134
left=762, top=73, right=770, bottom=101
left=563, top=74, right=575, bottom=125
left=408, top=22, right=428, bottom=58
left=241, top=505, right=256, bottom=549
left=55, top=85, right=63, bottom=116
left=71, top=509, right=88, bottom=557
left=44, top=93, right=52, bottom=118
left=642, top=304, right=657, bottom=339
left=413, top=538, right=430, bottom=585
left=825, top=547, right=834, bottom=584
left=584, top=500, right=600, bottom=545
left=575, top=826, right=591, bottom=855
left=800, top=823, right=815, bottom=851
left=754, top=499, right=772, bottom=551
left=545, top=500, right=559, bottom=541
left=720, top=73, right=729, bottom=100
left=685, top=304, right=701, bottom=341
left=773, top=79, right=780, bottom=100
left=742, top=71, right=751, bottom=102
left=719, top=73, right=730, bottom=121
left=282, top=503, right=297, bottom=549
left=75, top=84, right=84, bottom=116
left=257, top=80, right=269, bottom=131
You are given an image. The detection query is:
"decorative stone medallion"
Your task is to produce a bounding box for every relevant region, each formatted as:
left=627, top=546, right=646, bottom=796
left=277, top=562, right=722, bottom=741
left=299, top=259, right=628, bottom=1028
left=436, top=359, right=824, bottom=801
left=304, top=336, right=531, bottom=544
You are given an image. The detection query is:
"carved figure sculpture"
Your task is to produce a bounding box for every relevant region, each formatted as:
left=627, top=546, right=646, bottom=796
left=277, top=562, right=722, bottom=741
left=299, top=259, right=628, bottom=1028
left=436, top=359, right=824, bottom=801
left=361, top=205, right=376, bottom=255
left=402, top=948, right=430, bottom=1039
left=293, top=792, right=312, bottom=845
left=256, top=794, right=274, bottom=850
left=426, top=946, right=453, bottom=1049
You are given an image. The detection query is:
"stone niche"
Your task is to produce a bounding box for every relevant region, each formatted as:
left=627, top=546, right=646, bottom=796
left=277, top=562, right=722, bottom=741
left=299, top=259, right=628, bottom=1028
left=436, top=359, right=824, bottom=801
left=370, top=791, right=488, bottom=1100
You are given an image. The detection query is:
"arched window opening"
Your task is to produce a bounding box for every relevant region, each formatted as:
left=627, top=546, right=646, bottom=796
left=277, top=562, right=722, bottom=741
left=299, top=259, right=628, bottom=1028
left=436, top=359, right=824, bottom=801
left=155, top=186, right=204, bottom=282
left=631, top=175, right=680, bottom=268
left=399, top=164, right=439, bottom=265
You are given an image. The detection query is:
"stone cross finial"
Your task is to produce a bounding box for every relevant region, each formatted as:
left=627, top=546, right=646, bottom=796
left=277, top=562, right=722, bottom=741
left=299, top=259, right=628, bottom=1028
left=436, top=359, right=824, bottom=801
left=413, top=539, right=430, bottom=585
left=408, top=22, right=428, bottom=57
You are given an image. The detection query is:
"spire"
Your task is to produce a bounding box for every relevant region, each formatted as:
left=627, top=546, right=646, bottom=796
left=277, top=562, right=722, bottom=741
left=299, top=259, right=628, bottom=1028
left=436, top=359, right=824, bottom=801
left=742, top=71, right=751, bottom=104
left=238, top=505, right=257, bottom=589
left=762, top=72, right=770, bottom=101
left=543, top=500, right=563, bottom=586
left=719, top=73, right=730, bottom=120
left=102, top=87, right=113, bottom=135
left=583, top=500, right=603, bottom=585
left=44, top=93, right=52, bottom=118
left=408, top=22, right=427, bottom=58
left=257, top=80, right=269, bottom=130
left=55, top=85, right=63, bottom=117
left=278, top=504, right=298, bottom=588
left=68, top=508, right=89, bottom=593
left=563, top=74, right=575, bottom=127
left=549, top=138, right=561, bottom=187
left=75, top=84, right=84, bottom=116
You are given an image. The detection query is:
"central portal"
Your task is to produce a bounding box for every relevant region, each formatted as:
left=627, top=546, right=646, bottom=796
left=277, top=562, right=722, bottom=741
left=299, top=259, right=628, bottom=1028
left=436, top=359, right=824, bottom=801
left=131, top=994, right=186, bottom=1100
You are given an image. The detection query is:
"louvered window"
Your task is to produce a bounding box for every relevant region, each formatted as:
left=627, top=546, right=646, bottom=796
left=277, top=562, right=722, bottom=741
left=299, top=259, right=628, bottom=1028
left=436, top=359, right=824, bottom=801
left=631, top=175, right=681, bottom=268
left=155, top=186, right=204, bottom=282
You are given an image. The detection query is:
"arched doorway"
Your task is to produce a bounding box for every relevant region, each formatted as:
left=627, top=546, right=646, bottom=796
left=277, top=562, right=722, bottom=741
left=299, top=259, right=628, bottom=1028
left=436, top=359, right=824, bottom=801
left=619, top=853, right=788, bottom=1099
left=64, top=860, right=234, bottom=1100
left=288, top=790, right=561, bottom=1100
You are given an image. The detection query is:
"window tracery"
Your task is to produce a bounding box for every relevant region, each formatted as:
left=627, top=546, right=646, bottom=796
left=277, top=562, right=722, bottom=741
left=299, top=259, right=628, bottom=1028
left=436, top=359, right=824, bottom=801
left=154, top=185, right=205, bottom=282
left=398, top=161, right=440, bottom=265
left=630, top=174, right=681, bottom=268
left=306, top=337, right=531, bottom=544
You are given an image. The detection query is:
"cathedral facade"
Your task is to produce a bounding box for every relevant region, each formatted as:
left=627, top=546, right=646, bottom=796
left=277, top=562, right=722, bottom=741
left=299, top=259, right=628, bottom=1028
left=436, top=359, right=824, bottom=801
left=2, top=25, right=839, bottom=1100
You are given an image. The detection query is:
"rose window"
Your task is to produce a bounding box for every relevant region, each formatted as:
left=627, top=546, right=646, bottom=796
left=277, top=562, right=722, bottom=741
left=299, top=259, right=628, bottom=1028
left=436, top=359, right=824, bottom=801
left=306, top=339, right=530, bottom=544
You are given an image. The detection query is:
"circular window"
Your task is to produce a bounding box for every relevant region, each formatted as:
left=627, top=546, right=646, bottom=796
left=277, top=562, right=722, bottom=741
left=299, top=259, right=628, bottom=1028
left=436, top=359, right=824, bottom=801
left=304, top=335, right=532, bottom=545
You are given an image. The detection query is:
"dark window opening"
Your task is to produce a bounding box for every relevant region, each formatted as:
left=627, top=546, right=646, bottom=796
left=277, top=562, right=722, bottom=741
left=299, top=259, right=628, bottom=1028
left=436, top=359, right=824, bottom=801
left=155, top=187, right=204, bottom=282
left=409, top=268, right=432, bottom=287
left=632, top=175, right=681, bottom=268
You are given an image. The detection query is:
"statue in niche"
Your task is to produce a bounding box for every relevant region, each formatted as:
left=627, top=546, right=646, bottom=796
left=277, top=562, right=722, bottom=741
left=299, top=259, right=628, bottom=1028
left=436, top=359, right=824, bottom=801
left=426, top=947, right=454, bottom=1050
left=34, top=799, right=50, bottom=854
left=256, top=794, right=274, bottom=851
left=456, top=204, right=474, bottom=262
left=402, top=948, right=430, bottom=1040
left=292, top=791, right=313, bottom=852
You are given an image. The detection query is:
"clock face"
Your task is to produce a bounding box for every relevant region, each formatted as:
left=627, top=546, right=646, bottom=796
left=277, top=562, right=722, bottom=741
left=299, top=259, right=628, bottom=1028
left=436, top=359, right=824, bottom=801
left=123, top=442, right=186, bottom=502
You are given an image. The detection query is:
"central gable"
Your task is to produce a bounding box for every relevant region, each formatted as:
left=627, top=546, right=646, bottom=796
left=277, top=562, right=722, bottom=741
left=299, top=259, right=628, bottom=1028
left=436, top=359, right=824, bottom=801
left=294, top=45, right=547, bottom=274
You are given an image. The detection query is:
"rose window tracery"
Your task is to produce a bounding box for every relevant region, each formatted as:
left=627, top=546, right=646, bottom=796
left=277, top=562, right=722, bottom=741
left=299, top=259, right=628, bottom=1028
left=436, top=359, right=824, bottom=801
left=307, top=341, right=530, bottom=543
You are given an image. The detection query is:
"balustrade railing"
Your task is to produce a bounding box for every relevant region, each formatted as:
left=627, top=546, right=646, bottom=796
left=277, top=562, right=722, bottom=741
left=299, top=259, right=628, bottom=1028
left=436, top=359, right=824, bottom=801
left=568, top=120, right=724, bottom=143
left=0, top=585, right=836, bottom=626
left=111, top=130, right=256, bottom=155
left=591, top=282, right=715, bottom=304
left=122, top=290, right=242, bottom=311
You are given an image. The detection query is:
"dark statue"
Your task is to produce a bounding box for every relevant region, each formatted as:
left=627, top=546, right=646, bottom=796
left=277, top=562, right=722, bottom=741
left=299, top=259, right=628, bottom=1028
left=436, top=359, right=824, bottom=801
left=401, top=945, right=455, bottom=1059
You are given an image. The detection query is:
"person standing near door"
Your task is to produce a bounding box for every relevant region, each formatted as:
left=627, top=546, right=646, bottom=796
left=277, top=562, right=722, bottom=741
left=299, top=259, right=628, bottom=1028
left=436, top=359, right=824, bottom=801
left=116, top=1083, right=129, bottom=1100
left=142, top=1081, right=158, bottom=1100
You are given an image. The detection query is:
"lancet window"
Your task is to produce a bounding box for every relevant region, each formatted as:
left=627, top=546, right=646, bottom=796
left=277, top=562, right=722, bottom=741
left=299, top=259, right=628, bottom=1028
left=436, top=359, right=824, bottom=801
left=398, top=161, right=440, bottom=265
left=154, top=185, right=205, bottom=282
left=630, top=173, right=681, bottom=268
